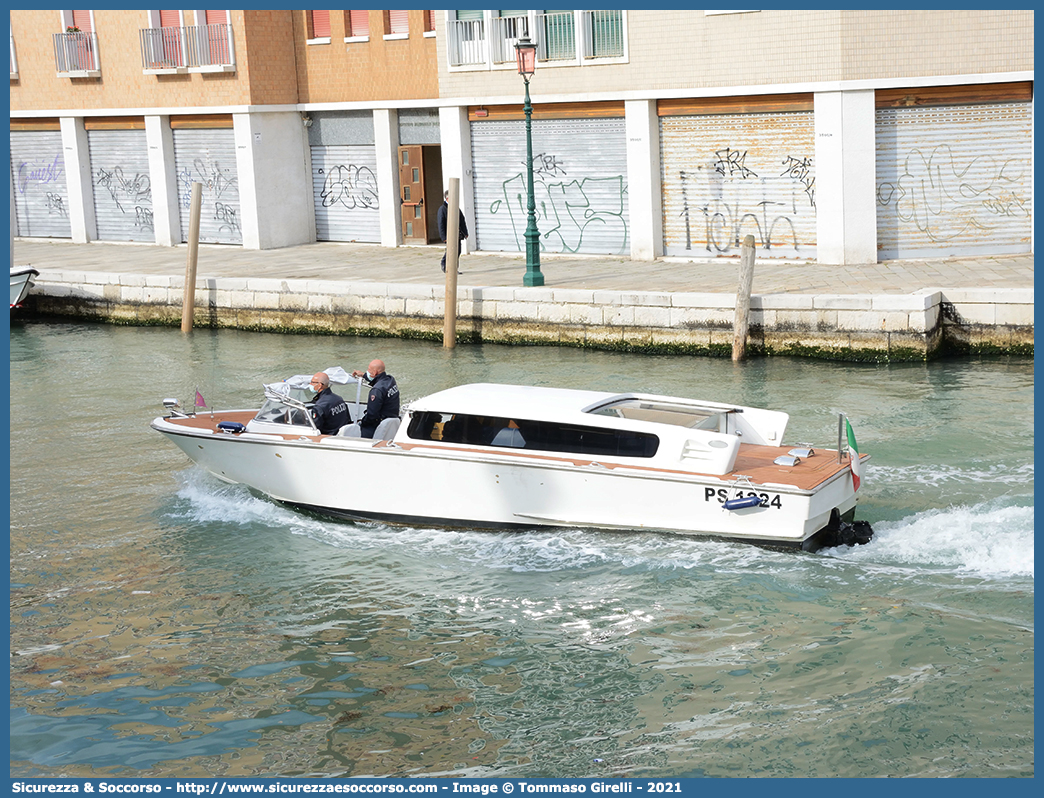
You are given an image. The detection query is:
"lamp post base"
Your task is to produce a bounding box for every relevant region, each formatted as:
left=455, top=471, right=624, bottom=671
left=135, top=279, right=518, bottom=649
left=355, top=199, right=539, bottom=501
left=523, top=228, right=543, bottom=287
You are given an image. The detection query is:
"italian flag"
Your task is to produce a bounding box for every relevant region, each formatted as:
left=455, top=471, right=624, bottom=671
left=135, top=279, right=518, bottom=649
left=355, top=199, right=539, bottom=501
left=846, top=417, right=862, bottom=491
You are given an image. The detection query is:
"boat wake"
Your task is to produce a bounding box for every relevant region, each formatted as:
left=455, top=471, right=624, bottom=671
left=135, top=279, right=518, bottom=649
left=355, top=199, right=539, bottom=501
left=170, top=469, right=1032, bottom=584
left=870, top=461, right=1034, bottom=490
left=824, top=498, right=1034, bottom=582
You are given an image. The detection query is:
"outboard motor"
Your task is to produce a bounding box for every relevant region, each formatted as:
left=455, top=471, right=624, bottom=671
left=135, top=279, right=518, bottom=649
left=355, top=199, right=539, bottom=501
left=806, top=509, right=874, bottom=551
left=836, top=519, right=874, bottom=546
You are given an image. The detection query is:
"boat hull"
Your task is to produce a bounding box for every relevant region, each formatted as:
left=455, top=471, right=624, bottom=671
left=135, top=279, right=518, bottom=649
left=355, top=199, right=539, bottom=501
left=10, top=267, right=39, bottom=308
left=153, top=414, right=860, bottom=549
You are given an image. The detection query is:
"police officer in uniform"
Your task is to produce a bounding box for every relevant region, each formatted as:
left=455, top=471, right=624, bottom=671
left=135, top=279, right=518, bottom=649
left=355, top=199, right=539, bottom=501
left=309, top=372, right=349, bottom=435
left=351, top=359, right=400, bottom=439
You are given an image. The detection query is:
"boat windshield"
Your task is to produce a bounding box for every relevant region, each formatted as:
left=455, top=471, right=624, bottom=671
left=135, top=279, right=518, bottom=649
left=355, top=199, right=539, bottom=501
left=253, top=398, right=313, bottom=426
left=588, top=398, right=727, bottom=430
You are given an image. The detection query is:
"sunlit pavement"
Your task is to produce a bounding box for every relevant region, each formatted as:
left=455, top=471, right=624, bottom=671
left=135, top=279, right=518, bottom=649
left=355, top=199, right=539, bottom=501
left=14, top=238, right=1033, bottom=297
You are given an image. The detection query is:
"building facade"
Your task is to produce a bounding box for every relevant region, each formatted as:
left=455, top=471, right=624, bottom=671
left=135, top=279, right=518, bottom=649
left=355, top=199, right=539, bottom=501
left=10, top=9, right=1034, bottom=265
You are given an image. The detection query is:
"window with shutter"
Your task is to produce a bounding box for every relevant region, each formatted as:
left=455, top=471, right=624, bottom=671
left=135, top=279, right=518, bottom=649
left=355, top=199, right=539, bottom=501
left=71, top=10, right=92, bottom=32
left=387, top=10, right=408, bottom=36
left=310, top=10, right=331, bottom=39
left=424, top=10, right=436, bottom=33
left=204, top=10, right=227, bottom=25
left=155, top=9, right=184, bottom=67
left=348, top=10, right=369, bottom=37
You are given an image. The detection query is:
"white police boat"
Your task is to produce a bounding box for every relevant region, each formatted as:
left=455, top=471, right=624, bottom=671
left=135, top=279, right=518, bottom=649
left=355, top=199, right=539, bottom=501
left=151, top=372, right=872, bottom=551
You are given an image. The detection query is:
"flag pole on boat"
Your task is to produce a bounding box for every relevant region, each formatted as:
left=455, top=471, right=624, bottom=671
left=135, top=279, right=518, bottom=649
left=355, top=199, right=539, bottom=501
left=194, top=387, right=211, bottom=418
left=845, top=415, right=862, bottom=491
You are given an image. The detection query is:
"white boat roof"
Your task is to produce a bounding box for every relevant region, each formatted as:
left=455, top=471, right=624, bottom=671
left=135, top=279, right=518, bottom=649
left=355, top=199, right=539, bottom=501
left=409, top=383, right=753, bottom=427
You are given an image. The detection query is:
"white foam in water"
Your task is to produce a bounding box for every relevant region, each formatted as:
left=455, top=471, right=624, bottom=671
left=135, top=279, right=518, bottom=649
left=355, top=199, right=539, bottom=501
left=171, top=469, right=772, bottom=572
left=871, top=462, right=1034, bottom=489
left=172, top=469, right=1032, bottom=583
left=830, top=500, right=1034, bottom=580
left=174, top=470, right=332, bottom=538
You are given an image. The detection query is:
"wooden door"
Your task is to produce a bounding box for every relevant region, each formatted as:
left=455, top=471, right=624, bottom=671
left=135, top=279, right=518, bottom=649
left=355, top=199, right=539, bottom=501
left=399, top=146, right=426, bottom=242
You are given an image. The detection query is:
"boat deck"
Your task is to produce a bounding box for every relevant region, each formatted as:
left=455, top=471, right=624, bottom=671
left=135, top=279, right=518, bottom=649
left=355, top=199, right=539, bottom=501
left=161, top=410, right=864, bottom=492
left=731, top=444, right=858, bottom=491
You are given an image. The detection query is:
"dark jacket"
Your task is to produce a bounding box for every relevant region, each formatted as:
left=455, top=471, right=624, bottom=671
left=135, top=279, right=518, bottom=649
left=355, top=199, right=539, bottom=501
left=310, top=387, right=349, bottom=435
left=359, top=372, right=400, bottom=438
left=437, top=201, right=468, bottom=243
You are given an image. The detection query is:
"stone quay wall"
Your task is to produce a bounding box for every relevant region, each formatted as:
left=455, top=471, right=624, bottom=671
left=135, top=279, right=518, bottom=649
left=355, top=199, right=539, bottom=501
left=24, top=271, right=1034, bottom=362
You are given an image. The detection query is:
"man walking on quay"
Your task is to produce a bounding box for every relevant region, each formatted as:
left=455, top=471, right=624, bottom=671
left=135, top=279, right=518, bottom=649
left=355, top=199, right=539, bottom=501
left=438, top=190, right=468, bottom=273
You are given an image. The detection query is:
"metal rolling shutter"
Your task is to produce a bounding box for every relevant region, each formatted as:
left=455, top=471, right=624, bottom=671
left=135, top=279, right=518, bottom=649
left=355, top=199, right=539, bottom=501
left=876, top=102, right=1032, bottom=259
left=172, top=127, right=242, bottom=245
left=10, top=131, right=72, bottom=239
left=311, top=145, right=381, bottom=242
left=660, top=111, right=817, bottom=258
left=470, top=118, right=629, bottom=255
left=88, top=128, right=154, bottom=242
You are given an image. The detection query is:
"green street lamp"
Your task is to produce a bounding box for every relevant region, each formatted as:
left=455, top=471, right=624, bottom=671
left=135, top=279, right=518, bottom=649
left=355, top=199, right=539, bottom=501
left=515, top=35, right=543, bottom=287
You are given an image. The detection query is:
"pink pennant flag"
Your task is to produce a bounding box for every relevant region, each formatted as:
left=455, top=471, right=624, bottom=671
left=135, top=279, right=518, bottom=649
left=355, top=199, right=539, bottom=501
left=194, top=390, right=207, bottom=409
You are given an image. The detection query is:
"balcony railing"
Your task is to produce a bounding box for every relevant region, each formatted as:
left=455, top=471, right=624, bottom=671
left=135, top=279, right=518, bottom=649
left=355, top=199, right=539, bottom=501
left=536, top=11, right=575, bottom=62
left=489, top=14, right=528, bottom=65
left=583, top=10, right=624, bottom=59
left=53, top=30, right=100, bottom=75
left=140, top=26, right=186, bottom=70
left=139, top=23, right=233, bottom=71
left=447, top=18, right=485, bottom=67
left=447, top=11, right=625, bottom=70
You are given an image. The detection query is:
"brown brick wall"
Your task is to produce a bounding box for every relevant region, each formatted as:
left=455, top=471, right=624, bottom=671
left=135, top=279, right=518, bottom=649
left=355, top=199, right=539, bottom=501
left=241, top=10, right=298, bottom=105
left=295, top=10, right=439, bottom=103
left=10, top=10, right=256, bottom=111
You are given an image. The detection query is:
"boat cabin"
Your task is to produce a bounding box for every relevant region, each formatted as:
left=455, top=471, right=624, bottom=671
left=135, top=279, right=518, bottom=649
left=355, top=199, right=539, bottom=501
left=401, top=384, right=790, bottom=476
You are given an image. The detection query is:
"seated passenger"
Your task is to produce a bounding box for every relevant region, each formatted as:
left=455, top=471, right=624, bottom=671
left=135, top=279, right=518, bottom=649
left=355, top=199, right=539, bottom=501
left=442, top=416, right=464, bottom=443
left=308, top=372, right=349, bottom=435
left=491, top=419, right=526, bottom=448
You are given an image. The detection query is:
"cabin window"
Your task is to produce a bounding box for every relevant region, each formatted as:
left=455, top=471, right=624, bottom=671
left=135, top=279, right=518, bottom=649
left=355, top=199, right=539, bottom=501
left=407, top=411, right=659, bottom=458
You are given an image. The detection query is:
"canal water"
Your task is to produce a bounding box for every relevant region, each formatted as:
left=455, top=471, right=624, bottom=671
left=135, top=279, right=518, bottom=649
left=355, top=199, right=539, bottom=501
left=9, top=321, right=1033, bottom=779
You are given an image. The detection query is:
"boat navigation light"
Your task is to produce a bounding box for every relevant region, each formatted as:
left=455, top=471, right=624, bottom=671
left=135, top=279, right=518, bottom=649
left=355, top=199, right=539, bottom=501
left=163, top=398, right=179, bottom=410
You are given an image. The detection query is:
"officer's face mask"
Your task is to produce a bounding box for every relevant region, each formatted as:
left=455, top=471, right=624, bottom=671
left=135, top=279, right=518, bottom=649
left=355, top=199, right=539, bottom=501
left=365, top=371, right=373, bottom=382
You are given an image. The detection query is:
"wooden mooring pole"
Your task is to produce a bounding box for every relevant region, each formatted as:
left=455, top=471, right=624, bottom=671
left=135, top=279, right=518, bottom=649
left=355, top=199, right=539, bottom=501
left=732, top=235, right=756, bottom=362
left=442, top=177, right=461, bottom=349
left=180, top=182, right=203, bottom=333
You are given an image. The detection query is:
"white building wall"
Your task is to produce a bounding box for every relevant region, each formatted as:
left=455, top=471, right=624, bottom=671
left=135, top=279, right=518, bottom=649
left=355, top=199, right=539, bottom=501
left=373, top=109, right=402, bottom=248
left=439, top=106, right=474, bottom=255
left=60, top=116, right=95, bottom=243
left=145, top=115, right=181, bottom=247
left=624, top=99, right=662, bottom=261
left=814, top=90, right=877, bottom=265
left=233, top=111, right=314, bottom=250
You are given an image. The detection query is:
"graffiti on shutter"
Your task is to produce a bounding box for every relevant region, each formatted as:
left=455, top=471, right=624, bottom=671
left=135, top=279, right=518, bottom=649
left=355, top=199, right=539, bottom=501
left=89, top=129, right=154, bottom=242
left=173, top=127, right=241, bottom=244
left=311, top=145, right=380, bottom=242
left=10, top=131, right=71, bottom=238
left=660, top=111, right=816, bottom=258
left=471, top=118, right=629, bottom=256
left=876, top=102, right=1032, bottom=258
